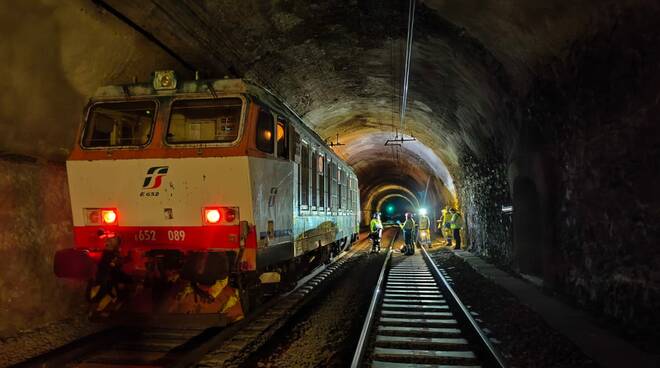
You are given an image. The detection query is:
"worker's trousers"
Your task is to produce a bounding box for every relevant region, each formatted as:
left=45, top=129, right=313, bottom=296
left=403, top=229, right=414, bottom=255
left=453, top=229, right=461, bottom=249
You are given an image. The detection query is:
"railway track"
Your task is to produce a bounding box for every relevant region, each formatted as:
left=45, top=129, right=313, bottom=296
left=14, top=232, right=386, bottom=368
left=351, top=238, right=508, bottom=368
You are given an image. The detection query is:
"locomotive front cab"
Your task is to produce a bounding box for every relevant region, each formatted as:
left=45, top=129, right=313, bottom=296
left=55, top=73, right=264, bottom=319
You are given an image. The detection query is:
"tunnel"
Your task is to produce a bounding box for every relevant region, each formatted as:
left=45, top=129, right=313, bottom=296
left=1, top=0, right=659, bottom=366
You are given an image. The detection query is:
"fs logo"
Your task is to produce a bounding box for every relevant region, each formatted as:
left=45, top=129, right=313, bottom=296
left=142, top=166, right=169, bottom=190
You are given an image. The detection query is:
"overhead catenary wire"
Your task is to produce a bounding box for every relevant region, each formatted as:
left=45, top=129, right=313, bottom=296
left=400, top=0, right=416, bottom=133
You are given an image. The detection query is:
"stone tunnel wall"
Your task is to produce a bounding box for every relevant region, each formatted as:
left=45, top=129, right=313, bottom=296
left=457, top=153, right=512, bottom=264
left=0, top=159, right=82, bottom=335
left=459, top=5, right=660, bottom=343
left=0, top=0, right=188, bottom=336
left=538, top=7, right=660, bottom=342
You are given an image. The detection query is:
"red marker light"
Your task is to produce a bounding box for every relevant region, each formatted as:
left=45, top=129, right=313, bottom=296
left=224, top=208, right=236, bottom=222
left=101, top=209, right=118, bottom=225
left=205, top=209, right=221, bottom=224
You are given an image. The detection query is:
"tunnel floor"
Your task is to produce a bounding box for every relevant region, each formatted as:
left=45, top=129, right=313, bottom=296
left=3, top=235, right=658, bottom=367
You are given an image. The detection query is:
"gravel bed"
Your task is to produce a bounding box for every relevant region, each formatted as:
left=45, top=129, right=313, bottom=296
left=242, top=247, right=387, bottom=367
left=429, top=248, right=599, bottom=368
left=0, top=313, right=104, bottom=367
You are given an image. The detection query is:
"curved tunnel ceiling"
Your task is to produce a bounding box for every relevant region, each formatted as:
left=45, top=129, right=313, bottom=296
left=94, top=0, right=643, bottom=220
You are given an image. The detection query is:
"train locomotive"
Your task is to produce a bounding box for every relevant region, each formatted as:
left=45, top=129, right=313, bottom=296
left=54, top=71, right=360, bottom=323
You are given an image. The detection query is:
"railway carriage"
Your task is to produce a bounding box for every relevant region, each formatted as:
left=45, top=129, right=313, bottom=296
left=55, top=71, right=360, bottom=322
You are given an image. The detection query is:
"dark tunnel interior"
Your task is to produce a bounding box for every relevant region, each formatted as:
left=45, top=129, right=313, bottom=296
left=1, top=0, right=659, bottom=365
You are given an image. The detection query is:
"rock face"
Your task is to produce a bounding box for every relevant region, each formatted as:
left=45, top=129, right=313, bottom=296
left=0, top=0, right=658, bottom=349
left=0, top=0, right=187, bottom=336
left=528, top=8, right=660, bottom=341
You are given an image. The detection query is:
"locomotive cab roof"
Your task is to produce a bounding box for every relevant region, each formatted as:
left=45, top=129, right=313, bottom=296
left=89, top=71, right=353, bottom=175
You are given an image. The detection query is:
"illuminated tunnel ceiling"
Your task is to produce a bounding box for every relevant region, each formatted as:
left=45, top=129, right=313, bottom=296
left=99, top=0, right=643, bottom=214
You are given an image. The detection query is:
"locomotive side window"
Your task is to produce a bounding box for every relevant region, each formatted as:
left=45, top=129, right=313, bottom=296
left=300, top=143, right=310, bottom=207
left=276, top=118, right=288, bottom=159
left=83, top=101, right=155, bottom=147
left=167, top=98, right=242, bottom=144
left=256, top=110, right=274, bottom=153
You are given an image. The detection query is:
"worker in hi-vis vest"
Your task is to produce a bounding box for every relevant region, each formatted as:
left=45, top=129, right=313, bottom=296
left=448, top=208, right=463, bottom=250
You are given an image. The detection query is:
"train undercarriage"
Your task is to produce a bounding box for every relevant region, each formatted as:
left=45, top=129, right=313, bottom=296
left=56, top=233, right=357, bottom=326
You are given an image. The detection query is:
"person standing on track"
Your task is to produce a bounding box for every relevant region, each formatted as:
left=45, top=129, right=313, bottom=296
left=369, top=212, right=383, bottom=253
left=398, top=212, right=416, bottom=255
left=448, top=208, right=463, bottom=250
left=418, top=210, right=431, bottom=247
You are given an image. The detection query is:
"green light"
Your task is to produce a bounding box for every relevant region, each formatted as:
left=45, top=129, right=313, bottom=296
left=386, top=205, right=394, bottom=213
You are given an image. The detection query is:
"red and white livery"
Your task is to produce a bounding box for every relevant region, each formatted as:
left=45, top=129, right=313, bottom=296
left=55, top=71, right=360, bottom=321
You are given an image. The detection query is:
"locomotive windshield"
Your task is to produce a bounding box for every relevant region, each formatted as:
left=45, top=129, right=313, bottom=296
left=82, top=101, right=156, bottom=147
left=167, top=98, right=243, bottom=144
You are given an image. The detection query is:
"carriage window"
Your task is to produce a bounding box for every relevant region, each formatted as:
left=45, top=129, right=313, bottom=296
left=331, top=164, right=338, bottom=210
left=311, top=151, right=318, bottom=207
left=348, top=178, right=352, bottom=213
left=256, top=110, right=274, bottom=153
left=83, top=101, right=155, bottom=147
left=300, top=144, right=310, bottom=207
left=167, top=98, right=242, bottom=144
left=276, top=119, right=288, bottom=159
left=342, top=172, right=348, bottom=211
left=318, top=155, right=325, bottom=209
left=325, top=161, right=335, bottom=210
left=337, top=169, right=343, bottom=210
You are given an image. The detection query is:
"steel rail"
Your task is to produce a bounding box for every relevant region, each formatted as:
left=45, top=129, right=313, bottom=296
left=350, top=227, right=399, bottom=368
left=420, top=245, right=509, bottom=368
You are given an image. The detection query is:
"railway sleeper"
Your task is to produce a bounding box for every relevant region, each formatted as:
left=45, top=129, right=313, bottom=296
left=373, top=347, right=480, bottom=365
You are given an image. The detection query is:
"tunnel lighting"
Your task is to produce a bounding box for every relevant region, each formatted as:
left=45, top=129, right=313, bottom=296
left=419, top=208, right=428, bottom=216
left=386, top=205, right=395, bottom=213
left=204, top=208, right=222, bottom=224
left=101, top=209, right=118, bottom=225
left=153, top=70, right=177, bottom=90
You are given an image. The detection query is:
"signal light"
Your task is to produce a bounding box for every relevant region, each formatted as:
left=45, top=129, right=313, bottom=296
left=101, top=209, right=118, bottom=225
left=84, top=208, right=118, bottom=226
left=202, top=207, right=239, bottom=225
left=204, top=208, right=221, bottom=224
left=224, top=208, right=236, bottom=222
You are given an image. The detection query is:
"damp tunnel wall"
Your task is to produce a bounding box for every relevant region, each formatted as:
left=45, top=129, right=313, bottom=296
left=0, top=0, right=189, bottom=336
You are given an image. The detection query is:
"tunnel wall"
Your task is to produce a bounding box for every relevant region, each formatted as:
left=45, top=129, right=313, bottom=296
left=531, top=7, right=660, bottom=340
left=457, top=154, right=512, bottom=264
left=461, top=5, right=660, bottom=343
left=0, top=159, right=82, bottom=335
left=0, top=0, right=188, bottom=336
